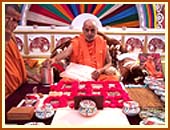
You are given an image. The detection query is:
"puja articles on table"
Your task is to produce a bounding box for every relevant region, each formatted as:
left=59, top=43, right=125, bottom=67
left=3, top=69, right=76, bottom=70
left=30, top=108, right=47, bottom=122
left=7, top=107, right=34, bottom=120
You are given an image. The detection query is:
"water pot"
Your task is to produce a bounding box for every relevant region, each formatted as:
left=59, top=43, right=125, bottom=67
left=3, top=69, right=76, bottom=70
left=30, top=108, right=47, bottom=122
left=40, top=60, right=54, bottom=86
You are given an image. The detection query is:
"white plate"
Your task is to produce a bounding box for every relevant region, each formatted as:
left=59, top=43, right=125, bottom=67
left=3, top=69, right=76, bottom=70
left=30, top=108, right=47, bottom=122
left=35, top=108, right=55, bottom=120
left=154, top=90, right=164, bottom=96
left=24, top=122, right=45, bottom=125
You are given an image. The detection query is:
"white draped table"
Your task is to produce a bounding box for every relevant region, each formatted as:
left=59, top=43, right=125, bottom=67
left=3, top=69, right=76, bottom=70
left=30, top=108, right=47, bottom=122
left=51, top=107, right=130, bottom=127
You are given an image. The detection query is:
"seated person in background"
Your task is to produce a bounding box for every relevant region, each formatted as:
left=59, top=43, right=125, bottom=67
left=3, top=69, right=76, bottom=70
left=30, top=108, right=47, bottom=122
left=5, top=4, right=41, bottom=98
left=143, top=55, right=163, bottom=78
left=50, top=19, right=120, bottom=82
left=117, top=52, right=146, bottom=84
left=97, top=32, right=146, bottom=84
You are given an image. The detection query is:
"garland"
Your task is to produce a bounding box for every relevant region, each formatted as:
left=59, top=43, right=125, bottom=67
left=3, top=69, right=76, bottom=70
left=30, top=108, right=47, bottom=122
left=45, top=81, right=131, bottom=108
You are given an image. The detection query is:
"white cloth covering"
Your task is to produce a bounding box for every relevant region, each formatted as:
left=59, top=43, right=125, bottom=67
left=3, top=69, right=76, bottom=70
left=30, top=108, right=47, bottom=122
left=60, top=62, right=96, bottom=81
left=51, top=107, right=130, bottom=127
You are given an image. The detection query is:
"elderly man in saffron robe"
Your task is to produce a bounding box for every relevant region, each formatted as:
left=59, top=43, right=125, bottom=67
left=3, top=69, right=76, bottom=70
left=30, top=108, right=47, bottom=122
left=5, top=5, right=40, bottom=98
left=50, top=19, right=119, bottom=82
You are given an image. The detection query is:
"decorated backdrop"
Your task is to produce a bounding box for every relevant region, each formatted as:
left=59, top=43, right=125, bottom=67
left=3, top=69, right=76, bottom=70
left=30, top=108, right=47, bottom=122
left=17, top=4, right=165, bottom=29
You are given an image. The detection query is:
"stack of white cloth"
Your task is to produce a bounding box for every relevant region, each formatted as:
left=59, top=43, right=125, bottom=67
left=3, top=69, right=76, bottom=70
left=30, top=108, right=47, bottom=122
left=60, top=62, right=96, bottom=81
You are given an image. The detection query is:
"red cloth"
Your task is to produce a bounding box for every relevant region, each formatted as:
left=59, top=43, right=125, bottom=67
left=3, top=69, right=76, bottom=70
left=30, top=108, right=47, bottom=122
left=49, top=81, right=131, bottom=108
left=51, top=63, right=65, bottom=72
left=144, top=59, right=163, bottom=78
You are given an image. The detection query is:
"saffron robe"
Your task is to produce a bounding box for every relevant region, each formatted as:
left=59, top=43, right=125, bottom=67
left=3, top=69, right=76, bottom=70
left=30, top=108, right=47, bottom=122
left=144, top=59, right=163, bottom=78
left=61, top=34, right=119, bottom=81
left=5, top=38, right=27, bottom=98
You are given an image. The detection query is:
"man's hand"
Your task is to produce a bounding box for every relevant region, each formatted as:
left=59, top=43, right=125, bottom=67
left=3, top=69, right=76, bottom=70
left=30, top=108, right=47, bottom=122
left=5, top=17, right=14, bottom=42
left=91, top=70, right=100, bottom=80
left=5, top=6, right=21, bottom=43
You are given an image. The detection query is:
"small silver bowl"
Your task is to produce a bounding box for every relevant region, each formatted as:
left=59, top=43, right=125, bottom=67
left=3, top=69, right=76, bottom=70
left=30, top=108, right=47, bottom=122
left=79, top=99, right=97, bottom=117
left=122, top=101, right=140, bottom=116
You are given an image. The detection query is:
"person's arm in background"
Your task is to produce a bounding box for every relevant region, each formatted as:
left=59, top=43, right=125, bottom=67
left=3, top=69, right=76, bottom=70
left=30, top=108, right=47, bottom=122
left=28, top=44, right=73, bottom=83
left=99, top=46, right=112, bottom=73
left=27, top=71, right=41, bottom=83
left=50, top=44, right=73, bottom=64
left=91, top=46, right=112, bottom=80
